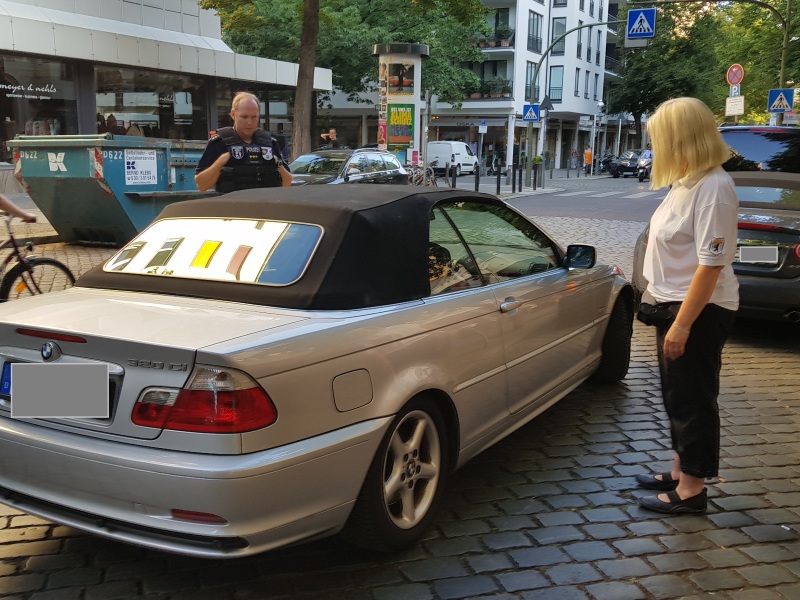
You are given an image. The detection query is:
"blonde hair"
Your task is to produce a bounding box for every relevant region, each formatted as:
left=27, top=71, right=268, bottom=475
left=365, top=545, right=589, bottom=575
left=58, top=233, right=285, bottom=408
left=231, top=92, right=259, bottom=112
left=647, top=97, right=730, bottom=189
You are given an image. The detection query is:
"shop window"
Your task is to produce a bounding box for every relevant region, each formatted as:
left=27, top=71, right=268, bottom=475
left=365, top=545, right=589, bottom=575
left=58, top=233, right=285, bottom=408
left=95, top=66, right=208, bottom=140
left=0, top=54, right=79, bottom=161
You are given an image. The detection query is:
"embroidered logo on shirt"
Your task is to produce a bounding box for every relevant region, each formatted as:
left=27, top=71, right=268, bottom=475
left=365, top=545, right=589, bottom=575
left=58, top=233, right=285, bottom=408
left=231, top=145, right=244, bottom=160
left=709, top=237, right=725, bottom=255
left=261, top=146, right=273, bottom=161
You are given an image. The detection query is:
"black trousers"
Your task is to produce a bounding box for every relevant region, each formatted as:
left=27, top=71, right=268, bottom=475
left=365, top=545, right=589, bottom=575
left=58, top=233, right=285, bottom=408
left=656, top=303, right=737, bottom=479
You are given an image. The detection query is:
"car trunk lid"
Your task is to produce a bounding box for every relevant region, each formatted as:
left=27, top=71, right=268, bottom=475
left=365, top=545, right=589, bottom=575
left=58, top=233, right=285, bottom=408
left=0, top=288, right=306, bottom=440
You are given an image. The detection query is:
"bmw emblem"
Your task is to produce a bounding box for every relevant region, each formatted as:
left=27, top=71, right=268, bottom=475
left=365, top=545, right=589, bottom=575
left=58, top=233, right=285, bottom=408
left=41, top=342, right=62, bottom=362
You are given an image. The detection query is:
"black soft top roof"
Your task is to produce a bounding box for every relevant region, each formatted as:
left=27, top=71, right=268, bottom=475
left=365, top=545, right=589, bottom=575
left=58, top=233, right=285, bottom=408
left=78, top=185, right=505, bottom=310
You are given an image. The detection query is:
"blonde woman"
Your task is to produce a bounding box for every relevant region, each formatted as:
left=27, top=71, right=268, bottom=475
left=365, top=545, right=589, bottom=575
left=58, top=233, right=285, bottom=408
left=636, top=97, right=738, bottom=514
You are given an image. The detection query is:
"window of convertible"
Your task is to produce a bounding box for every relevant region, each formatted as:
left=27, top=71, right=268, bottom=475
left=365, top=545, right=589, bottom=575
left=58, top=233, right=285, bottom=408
left=104, top=218, right=322, bottom=286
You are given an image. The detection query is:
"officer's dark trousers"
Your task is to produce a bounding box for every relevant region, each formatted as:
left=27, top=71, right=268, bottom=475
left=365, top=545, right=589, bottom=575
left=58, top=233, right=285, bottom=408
left=655, top=303, right=737, bottom=479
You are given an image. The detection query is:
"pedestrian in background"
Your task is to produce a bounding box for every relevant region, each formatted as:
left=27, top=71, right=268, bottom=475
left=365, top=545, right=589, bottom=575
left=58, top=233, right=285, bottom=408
left=636, top=97, right=738, bottom=515
left=320, top=127, right=343, bottom=149
left=584, top=145, right=593, bottom=175
left=195, top=92, right=291, bottom=192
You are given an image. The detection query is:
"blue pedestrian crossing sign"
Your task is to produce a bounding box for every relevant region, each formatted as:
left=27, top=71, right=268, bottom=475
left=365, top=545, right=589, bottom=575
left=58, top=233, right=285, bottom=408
left=522, top=104, right=540, bottom=122
left=767, top=89, right=794, bottom=113
left=627, top=8, right=656, bottom=39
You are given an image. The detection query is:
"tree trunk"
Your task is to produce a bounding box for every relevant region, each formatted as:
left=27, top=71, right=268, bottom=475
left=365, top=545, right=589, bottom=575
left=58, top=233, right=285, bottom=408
left=634, top=113, right=643, bottom=148
left=291, top=0, right=319, bottom=161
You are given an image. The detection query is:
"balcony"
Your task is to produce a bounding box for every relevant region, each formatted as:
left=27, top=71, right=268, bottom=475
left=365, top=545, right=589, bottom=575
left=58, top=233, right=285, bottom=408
left=605, top=56, right=622, bottom=74
left=525, top=84, right=541, bottom=103
left=549, top=87, right=563, bottom=102
left=464, top=77, right=514, bottom=100
left=528, top=35, right=543, bottom=53
left=494, top=27, right=515, bottom=47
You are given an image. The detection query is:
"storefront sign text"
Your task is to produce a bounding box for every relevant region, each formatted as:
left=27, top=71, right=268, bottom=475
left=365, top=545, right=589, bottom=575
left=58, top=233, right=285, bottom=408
left=1, top=82, right=58, bottom=100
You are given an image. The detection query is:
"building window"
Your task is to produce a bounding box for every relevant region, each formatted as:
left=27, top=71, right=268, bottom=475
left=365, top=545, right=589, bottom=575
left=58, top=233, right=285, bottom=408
left=584, top=70, right=590, bottom=98
left=587, top=27, right=592, bottom=62
left=577, top=21, right=583, bottom=57
left=553, top=0, right=568, bottom=6
left=0, top=55, right=79, bottom=160
left=528, top=11, right=543, bottom=53
left=96, top=66, right=209, bottom=140
left=574, top=68, right=581, bottom=96
left=594, top=73, right=599, bottom=100
left=596, top=31, right=602, bottom=65
left=579, top=0, right=585, bottom=10
left=551, top=18, right=567, bottom=55
left=526, top=62, right=540, bottom=101
left=599, top=0, right=604, bottom=20
left=549, top=66, right=564, bottom=102
left=589, top=0, right=595, bottom=16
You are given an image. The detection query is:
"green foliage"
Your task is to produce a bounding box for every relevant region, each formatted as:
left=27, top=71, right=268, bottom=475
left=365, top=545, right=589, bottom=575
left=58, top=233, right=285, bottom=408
left=200, top=0, right=490, bottom=104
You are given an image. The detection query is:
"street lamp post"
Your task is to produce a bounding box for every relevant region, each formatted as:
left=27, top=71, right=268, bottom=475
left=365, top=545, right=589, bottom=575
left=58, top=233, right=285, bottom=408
left=590, top=101, right=605, bottom=176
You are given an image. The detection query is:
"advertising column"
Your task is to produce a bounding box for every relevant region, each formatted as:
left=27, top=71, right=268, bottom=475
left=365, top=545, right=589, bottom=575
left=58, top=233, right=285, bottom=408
left=372, top=43, right=429, bottom=165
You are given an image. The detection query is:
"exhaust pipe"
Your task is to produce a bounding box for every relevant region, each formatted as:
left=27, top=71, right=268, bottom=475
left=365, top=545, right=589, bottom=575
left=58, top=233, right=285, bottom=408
left=785, top=310, right=800, bottom=323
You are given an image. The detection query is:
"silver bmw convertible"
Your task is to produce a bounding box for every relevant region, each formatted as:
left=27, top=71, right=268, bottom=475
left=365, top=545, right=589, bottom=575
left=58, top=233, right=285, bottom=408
left=0, top=186, right=634, bottom=558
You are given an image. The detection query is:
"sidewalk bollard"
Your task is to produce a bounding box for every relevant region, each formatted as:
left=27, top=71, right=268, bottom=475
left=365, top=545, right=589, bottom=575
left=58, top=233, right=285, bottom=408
left=518, top=163, right=522, bottom=192
left=533, top=165, right=537, bottom=191
left=496, top=165, right=501, bottom=196
left=474, top=167, right=480, bottom=191
left=450, top=165, right=457, bottom=189
left=511, top=163, right=516, bottom=193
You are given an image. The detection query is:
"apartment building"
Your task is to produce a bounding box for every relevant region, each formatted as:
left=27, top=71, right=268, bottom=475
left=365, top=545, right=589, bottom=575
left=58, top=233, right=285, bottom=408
left=0, top=0, right=331, bottom=162
left=429, top=0, right=626, bottom=169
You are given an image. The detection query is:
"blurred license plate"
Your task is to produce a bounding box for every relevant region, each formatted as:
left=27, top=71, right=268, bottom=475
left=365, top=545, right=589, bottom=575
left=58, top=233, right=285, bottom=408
left=736, top=246, right=779, bottom=264
left=1, top=362, right=11, bottom=398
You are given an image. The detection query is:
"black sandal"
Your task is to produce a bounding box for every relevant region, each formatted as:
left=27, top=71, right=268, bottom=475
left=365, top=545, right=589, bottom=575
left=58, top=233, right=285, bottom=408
left=639, top=488, right=707, bottom=514
left=635, top=472, right=679, bottom=491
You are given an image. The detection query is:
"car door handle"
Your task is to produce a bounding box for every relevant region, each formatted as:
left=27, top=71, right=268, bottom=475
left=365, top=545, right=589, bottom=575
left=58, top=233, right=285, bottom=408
left=499, top=298, right=522, bottom=313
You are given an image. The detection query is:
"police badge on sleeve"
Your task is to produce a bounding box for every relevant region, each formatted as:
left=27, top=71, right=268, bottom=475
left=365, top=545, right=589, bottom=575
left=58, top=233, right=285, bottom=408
left=231, top=146, right=244, bottom=160
left=261, top=146, right=273, bottom=161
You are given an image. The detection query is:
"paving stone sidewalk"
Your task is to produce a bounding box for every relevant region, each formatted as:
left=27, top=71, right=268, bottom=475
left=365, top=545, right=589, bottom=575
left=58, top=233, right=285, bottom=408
left=1, top=211, right=800, bottom=600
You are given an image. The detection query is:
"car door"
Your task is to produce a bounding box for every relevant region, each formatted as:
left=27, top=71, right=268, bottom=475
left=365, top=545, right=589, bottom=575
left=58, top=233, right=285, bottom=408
left=424, top=205, right=509, bottom=450
left=440, top=201, right=609, bottom=414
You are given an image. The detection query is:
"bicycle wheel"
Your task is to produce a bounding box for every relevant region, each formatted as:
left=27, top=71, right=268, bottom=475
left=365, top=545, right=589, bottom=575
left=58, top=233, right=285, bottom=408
left=0, top=258, right=76, bottom=301
left=425, top=167, right=438, bottom=187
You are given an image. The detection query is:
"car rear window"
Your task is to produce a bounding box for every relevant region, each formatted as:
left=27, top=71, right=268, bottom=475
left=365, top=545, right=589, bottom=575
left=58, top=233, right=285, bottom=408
left=290, top=155, right=346, bottom=175
left=105, top=218, right=322, bottom=286
left=736, top=184, right=800, bottom=210
left=722, top=130, right=800, bottom=173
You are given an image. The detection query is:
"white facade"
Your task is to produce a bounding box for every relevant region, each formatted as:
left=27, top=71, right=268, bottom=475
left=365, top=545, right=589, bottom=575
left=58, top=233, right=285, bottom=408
left=431, top=0, right=622, bottom=169
left=0, top=0, right=332, bottom=91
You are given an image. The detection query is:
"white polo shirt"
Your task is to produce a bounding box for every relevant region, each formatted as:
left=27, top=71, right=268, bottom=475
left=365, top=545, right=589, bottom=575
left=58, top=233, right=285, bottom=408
left=643, top=166, right=739, bottom=310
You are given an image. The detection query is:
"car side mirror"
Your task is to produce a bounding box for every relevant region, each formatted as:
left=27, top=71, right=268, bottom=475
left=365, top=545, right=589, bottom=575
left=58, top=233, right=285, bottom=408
left=564, top=244, right=596, bottom=269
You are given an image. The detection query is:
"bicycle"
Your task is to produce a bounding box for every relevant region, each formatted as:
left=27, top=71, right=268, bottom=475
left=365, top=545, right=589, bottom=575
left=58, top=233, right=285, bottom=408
left=0, top=214, right=76, bottom=302
left=406, top=160, right=439, bottom=187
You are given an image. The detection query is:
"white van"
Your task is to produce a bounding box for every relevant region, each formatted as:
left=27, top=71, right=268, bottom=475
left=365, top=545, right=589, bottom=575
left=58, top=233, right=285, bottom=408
left=426, top=141, right=479, bottom=176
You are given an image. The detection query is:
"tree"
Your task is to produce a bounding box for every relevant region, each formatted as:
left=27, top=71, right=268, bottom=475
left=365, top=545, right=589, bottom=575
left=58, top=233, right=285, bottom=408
left=606, top=3, right=726, bottom=142
left=200, top=0, right=489, bottom=157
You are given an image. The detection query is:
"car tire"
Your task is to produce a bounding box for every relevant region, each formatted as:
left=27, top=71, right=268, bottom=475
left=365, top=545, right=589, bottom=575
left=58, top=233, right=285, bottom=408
left=612, top=172, right=620, bottom=178
left=638, top=172, right=646, bottom=182
left=473, top=162, right=479, bottom=174
left=455, top=164, right=462, bottom=177
left=591, top=295, right=633, bottom=383
left=341, top=398, right=449, bottom=552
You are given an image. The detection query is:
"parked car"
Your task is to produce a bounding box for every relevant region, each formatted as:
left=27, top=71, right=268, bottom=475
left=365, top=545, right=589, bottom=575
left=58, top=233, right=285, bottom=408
left=427, top=141, right=479, bottom=176
left=632, top=125, right=800, bottom=322
left=719, top=125, right=800, bottom=173
left=0, top=186, right=633, bottom=558
left=289, top=148, right=407, bottom=185
left=608, top=149, right=643, bottom=178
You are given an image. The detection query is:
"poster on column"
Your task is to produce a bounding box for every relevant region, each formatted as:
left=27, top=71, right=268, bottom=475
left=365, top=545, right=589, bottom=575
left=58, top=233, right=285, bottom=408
left=388, top=62, right=415, bottom=96
left=387, top=104, right=414, bottom=149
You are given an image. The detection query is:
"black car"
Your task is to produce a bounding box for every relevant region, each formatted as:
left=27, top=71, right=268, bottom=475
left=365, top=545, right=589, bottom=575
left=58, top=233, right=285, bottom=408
left=289, top=149, right=408, bottom=185
left=720, top=126, right=800, bottom=173
left=608, top=149, right=643, bottom=178
left=631, top=126, right=800, bottom=322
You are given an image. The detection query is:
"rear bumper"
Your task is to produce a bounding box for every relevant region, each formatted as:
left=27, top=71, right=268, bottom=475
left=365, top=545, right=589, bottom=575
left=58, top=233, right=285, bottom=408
left=0, top=416, right=390, bottom=557
left=737, top=273, right=800, bottom=321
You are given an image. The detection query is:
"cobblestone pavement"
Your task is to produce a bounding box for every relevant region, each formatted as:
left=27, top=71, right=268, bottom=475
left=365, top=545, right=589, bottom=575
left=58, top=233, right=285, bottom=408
left=2, top=193, right=800, bottom=600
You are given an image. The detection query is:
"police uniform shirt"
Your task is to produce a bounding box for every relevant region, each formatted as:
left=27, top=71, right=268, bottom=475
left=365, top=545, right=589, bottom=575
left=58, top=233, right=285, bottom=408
left=195, top=134, right=286, bottom=175
left=643, top=166, right=739, bottom=310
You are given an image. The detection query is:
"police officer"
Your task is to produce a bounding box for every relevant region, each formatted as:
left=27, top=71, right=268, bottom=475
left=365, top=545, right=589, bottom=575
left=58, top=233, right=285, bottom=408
left=195, top=92, right=292, bottom=192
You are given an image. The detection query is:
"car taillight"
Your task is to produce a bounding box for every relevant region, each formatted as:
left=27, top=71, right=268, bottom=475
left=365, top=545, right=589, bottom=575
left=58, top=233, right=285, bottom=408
left=132, top=366, right=276, bottom=433
left=795, top=243, right=800, bottom=261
